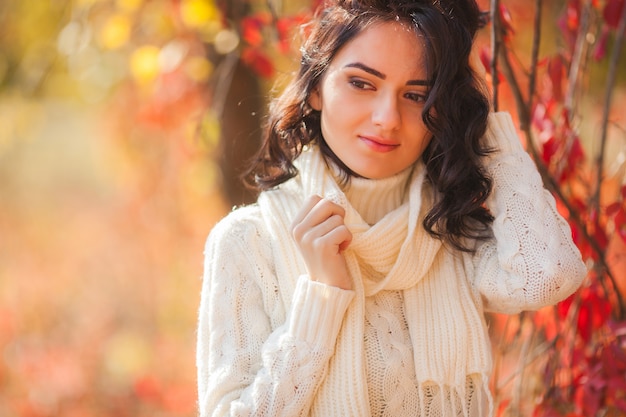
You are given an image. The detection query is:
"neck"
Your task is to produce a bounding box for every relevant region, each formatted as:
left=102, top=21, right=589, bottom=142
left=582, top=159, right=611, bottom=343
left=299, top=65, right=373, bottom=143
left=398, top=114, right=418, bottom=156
left=339, top=167, right=414, bottom=225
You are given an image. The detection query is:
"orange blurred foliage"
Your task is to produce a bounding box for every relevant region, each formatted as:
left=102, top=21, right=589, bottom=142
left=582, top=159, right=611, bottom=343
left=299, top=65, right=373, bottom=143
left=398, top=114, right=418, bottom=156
left=1, top=0, right=624, bottom=416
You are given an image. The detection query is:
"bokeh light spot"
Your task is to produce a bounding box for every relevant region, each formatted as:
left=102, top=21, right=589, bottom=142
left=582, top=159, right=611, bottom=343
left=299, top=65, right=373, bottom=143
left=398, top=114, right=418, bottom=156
left=130, top=45, right=161, bottom=84
left=99, top=14, right=131, bottom=50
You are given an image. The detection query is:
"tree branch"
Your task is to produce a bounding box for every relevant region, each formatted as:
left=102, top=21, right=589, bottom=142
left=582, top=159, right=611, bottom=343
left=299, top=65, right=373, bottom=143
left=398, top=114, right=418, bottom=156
left=564, top=0, right=593, bottom=113
left=527, top=0, right=542, bottom=110
left=490, top=0, right=501, bottom=111
left=593, top=0, right=626, bottom=217
left=498, top=41, right=531, bottom=132
left=524, top=0, right=542, bottom=161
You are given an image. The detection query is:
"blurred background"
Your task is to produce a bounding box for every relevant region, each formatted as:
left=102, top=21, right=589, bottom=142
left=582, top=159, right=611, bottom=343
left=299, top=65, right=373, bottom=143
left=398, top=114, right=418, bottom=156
left=0, top=1, right=255, bottom=415
left=0, top=0, right=624, bottom=416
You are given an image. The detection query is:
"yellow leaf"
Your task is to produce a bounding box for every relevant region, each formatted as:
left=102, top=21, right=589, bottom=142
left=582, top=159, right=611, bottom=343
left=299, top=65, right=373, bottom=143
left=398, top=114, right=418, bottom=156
left=199, top=110, right=221, bottom=149
left=116, top=0, right=143, bottom=13
left=99, top=14, right=131, bottom=50
left=76, top=0, right=103, bottom=6
left=180, top=0, right=219, bottom=28
left=130, top=45, right=161, bottom=83
left=104, top=331, right=152, bottom=381
left=185, top=56, right=213, bottom=82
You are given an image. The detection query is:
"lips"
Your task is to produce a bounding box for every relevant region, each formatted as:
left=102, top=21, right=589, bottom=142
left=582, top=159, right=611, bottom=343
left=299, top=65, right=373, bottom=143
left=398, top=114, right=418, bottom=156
left=358, top=135, right=400, bottom=153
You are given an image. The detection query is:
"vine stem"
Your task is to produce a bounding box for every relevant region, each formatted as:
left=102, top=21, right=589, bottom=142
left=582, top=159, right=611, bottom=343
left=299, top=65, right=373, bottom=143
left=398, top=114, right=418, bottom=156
left=593, top=0, right=626, bottom=216
left=564, top=0, right=592, bottom=114
left=523, top=0, right=542, bottom=160
left=526, top=0, right=542, bottom=111
left=490, top=0, right=500, bottom=111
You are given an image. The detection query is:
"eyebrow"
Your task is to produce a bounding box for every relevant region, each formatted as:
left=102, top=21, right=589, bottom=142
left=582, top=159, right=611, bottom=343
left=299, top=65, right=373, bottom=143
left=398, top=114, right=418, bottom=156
left=344, top=62, right=432, bottom=86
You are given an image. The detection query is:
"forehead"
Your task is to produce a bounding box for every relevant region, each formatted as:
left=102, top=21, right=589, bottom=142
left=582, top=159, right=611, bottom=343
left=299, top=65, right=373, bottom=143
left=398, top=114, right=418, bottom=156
left=329, top=21, right=427, bottom=77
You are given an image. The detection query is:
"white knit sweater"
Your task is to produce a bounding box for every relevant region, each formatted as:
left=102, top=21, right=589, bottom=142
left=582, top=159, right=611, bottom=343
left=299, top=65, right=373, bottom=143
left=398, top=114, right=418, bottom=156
left=196, top=112, right=586, bottom=417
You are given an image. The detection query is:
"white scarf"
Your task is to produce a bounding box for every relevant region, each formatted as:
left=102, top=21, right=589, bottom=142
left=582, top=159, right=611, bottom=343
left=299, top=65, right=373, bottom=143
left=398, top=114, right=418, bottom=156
left=258, top=148, right=493, bottom=416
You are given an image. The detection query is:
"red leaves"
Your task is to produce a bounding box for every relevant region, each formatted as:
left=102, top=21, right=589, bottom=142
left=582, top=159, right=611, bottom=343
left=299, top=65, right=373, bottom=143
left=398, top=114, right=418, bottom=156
left=132, top=374, right=197, bottom=414
left=533, top=306, right=559, bottom=340
left=603, top=0, right=625, bottom=29
left=533, top=102, right=586, bottom=184
left=577, top=285, right=611, bottom=342
left=479, top=47, right=491, bottom=74
left=593, top=26, right=610, bottom=61
left=498, top=4, right=515, bottom=41
left=241, top=16, right=266, bottom=47
left=604, top=186, right=626, bottom=244
left=547, top=56, right=566, bottom=101
left=564, top=0, right=581, bottom=29
left=616, top=206, right=626, bottom=243
left=134, top=374, right=162, bottom=403
left=544, top=277, right=626, bottom=416
left=558, top=282, right=612, bottom=343
left=572, top=339, right=626, bottom=416
left=242, top=48, right=274, bottom=78
left=277, top=14, right=308, bottom=54
left=276, top=18, right=294, bottom=54
left=491, top=2, right=626, bottom=416
left=239, top=11, right=309, bottom=78
left=558, top=0, right=582, bottom=49
left=592, top=0, right=625, bottom=61
left=239, top=13, right=274, bottom=78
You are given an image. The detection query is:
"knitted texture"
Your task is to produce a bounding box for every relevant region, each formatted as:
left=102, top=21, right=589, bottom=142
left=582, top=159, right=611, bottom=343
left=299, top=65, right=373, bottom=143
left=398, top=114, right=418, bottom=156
left=474, top=112, right=587, bottom=313
left=274, top=147, right=493, bottom=417
left=196, top=112, right=587, bottom=417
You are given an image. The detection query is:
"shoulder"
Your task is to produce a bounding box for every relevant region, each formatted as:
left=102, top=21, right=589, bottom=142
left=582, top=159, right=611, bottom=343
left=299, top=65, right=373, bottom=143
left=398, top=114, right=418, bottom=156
left=205, top=184, right=299, bottom=248
left=206, top=178, right=304, bottom=253
left=206, top=204, right=267, bottom=248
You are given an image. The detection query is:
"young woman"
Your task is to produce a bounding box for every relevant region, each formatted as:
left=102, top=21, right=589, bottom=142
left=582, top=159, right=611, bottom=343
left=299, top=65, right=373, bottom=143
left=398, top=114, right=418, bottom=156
left=196, top=0, right=587, bottom=416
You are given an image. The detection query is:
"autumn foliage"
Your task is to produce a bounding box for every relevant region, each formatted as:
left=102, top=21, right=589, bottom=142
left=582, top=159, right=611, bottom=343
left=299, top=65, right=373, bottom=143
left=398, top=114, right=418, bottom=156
left=482, top=0, right=626, bottom=415
left=0, top=0, right=624, bottom=416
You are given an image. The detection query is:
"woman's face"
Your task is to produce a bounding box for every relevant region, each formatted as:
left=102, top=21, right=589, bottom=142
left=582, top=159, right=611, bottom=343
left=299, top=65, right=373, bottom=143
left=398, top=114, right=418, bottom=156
left=309, top=21, right=433, bottom=179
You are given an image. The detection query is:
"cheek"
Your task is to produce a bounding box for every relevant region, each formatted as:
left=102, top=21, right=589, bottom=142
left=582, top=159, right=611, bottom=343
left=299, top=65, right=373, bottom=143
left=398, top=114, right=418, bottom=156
left=407, top=116, right=431, bottom=139
left=321, top=95, right=363, bottom=131
left=321, top=78, right=367, bottom=115
left=322, top=84, right=352, bottom=111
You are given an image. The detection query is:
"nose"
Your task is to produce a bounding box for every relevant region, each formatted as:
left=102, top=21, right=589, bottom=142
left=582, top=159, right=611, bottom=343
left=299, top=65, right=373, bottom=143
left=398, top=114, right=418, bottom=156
left=371, top=93, right=401, bottom=131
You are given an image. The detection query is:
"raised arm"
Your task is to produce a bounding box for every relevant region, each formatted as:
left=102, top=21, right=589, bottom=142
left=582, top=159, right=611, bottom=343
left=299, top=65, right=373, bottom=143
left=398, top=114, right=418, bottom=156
left=472, top=112, right=587, bottom=314
left=197, top=207, right=353, bottom=416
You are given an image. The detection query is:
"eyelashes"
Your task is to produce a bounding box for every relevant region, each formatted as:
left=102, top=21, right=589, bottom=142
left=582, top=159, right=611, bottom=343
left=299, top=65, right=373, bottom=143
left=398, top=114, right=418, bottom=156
left=348, top=77, right=428, bottom=104
left=348, top=78, right=373, bottom=90
left=404, top=92, right=428, bottom=103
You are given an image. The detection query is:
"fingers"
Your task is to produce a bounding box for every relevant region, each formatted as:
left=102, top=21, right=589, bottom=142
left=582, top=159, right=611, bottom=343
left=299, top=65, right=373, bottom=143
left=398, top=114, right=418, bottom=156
left=291, top=194, right=323, bottom=231
left=338, top=232, right=352, bottom=252
left=291, top=195, right=347, bottom=245
left=302, top=212, right=346, bottom=245
left=291, top=195, right=353, bottom=290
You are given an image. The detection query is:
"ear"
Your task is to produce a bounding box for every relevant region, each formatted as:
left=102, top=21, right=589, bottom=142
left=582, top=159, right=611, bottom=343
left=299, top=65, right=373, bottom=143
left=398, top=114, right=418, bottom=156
left=308, top=86, right=322, bottom=111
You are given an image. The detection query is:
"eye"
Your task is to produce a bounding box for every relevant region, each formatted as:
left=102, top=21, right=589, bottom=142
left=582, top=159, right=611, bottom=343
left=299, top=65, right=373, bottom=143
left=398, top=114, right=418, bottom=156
left=404, top=92, right=428, bottom=103
left=348, top=77, right=374, bottom=90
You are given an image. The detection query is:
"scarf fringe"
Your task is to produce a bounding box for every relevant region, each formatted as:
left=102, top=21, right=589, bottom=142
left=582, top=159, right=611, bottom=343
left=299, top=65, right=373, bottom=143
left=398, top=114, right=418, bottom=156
left=415, top=373, right=491, bottom=417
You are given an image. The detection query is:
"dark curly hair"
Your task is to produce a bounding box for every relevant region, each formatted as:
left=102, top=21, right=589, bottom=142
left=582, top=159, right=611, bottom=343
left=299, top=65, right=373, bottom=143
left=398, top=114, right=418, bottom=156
left=245, top=0, right=494, bottom=251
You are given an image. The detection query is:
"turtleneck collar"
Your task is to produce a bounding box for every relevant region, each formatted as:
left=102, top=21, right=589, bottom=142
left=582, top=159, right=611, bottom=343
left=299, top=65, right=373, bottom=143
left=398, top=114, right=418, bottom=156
left=329, top=162, right=416, bottom=226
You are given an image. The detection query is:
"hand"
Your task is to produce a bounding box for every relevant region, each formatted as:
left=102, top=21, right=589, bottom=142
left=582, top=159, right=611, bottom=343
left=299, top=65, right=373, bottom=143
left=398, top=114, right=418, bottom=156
left=291, top=195, right=353, bottom=290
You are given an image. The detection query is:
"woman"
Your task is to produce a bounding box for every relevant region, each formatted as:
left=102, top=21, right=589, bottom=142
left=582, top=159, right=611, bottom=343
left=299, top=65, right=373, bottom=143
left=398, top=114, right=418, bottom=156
left=196, top=0, right=587, bottom=416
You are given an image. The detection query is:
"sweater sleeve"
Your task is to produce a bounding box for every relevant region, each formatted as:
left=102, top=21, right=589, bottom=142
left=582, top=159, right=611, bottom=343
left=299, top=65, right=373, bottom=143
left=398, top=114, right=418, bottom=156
left=471, top=112, right=587, bottom=314
left=197, top=206, right=354, bottom=417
